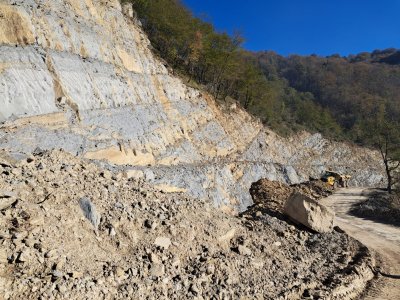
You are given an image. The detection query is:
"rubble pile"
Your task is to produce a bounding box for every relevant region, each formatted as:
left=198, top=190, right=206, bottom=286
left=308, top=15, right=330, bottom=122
left=249, top=179, right=333, bottom=215
left=0, top=150, right=374, bottom=299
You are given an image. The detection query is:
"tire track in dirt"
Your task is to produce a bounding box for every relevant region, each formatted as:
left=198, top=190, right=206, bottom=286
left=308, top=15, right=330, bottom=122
left=321, top=188, right=400, bottom=300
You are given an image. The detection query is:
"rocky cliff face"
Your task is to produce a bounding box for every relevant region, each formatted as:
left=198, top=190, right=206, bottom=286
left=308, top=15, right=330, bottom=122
left=0, top=0, right=385, bottom=212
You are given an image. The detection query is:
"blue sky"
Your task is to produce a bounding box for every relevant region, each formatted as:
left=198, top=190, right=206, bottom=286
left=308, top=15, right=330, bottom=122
left=182, top=0, right=400, bottom=56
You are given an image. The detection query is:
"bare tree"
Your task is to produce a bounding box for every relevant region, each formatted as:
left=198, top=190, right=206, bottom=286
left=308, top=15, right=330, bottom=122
left=372, top=119, right=400, bottom=193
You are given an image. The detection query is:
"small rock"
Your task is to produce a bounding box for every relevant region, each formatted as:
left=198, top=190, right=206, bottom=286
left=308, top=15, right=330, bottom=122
left=52, top=270, right=63, bottom=278
left=23, top=238, right=36, bottom=247
left=0, top=190, right=16, bottom=210
left=154, top=236, right=171, bottom=250
left=218, top=228, right=236, bottom=246
left=17, top=249, right=32, bottom=263
left=238, top=245, right=252, bottom=256
left=29, top=216, right=44, bottom=226
left=206, top=264, right=215, bottom=275
left=190, top=284, right=199, bottom=294
left=45, top=249, right=58, bottom=259
left=150, top=264, right=165, bottom=277
left=150, top=253, right=161, bottom=264
left=144, top=219, right=153, bottom=229
left=0, top=249, right=8, bottom=264
left=109, top=227, right=116, bottom=237
left=79, top=197, right=101, bottom=230
left=114, top=267, right=125, bottom=278
left=128, top=267, right=138, bottom=277
left=273, top=241, right=282, bottom=247
left=57, top=284, right=67, bottom=294
left=101, top=170, right=112, bottom=180
left=68, top=271, right=83, bottom=279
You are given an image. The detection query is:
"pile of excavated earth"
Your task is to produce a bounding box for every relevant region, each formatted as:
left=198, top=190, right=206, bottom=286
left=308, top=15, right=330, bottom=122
left=249, top=179, right=333, bottom=214
left=350, top=189, right=400, bottom=227
left=0, top=150, right=375, bottom=299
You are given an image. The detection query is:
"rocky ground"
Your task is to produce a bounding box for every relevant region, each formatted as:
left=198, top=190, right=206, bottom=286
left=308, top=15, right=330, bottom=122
left=0, top=150, right=374, bottom=299
left=349, top=189, right=400, bottom=227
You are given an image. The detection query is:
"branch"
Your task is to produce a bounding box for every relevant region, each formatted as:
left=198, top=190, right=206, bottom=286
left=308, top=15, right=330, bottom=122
left=379, top=145, right=386, bottom=161
left=389, top=161, right=400, bottom=171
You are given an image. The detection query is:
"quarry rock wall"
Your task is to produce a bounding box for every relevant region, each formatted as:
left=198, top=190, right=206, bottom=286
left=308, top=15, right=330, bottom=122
left=0, top=0, right=385, bottom=212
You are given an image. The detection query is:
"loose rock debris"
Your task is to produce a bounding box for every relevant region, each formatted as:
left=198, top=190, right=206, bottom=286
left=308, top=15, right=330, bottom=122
left=0, top=150, right=374, bottom=299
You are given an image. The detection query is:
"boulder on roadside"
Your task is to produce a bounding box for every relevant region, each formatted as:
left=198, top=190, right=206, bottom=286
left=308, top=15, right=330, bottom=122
left=284, top=192, right=334, bottom=233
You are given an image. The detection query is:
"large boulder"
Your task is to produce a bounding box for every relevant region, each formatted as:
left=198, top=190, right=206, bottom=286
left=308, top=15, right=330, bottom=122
left=284, top=192, right=334, bottom=233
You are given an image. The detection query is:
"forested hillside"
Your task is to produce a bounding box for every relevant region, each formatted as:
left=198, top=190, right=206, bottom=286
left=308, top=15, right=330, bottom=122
left=255, top=51, right=400, bottom=143
left=126, top=0, right=399, bottom=147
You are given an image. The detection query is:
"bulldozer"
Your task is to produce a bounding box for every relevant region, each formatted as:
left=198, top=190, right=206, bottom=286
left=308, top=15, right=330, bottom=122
left=321, top=171, right=351, bottom=190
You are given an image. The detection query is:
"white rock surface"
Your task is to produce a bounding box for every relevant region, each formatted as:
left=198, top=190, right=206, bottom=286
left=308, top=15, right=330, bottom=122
left=284, top=192, right=335, bottom=233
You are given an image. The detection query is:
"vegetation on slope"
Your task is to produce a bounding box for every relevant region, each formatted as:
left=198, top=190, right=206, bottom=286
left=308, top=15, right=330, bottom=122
left=122, top=0, right=400, bottom=190
left=125, top=0, right=340, bottom=137
left=255, top=52, right=400, bottom=143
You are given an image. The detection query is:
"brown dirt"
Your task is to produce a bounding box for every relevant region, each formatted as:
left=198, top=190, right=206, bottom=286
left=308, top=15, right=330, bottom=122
left=0, top=151, right=374, bottom=299
left=320, top=188, right=400, bottom=300
left=249, top=178, right=333, bottom=214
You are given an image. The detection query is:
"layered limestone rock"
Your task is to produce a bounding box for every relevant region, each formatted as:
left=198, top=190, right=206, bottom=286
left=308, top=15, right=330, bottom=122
left=0, top=0, right=385, bottom=212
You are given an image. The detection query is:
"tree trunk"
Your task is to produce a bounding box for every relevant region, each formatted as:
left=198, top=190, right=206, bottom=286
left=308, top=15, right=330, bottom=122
left=384, top=159, right=393, bottom=193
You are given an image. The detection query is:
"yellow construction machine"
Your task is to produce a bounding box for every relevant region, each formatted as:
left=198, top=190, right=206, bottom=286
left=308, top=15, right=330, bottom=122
left=321, top=171, right=351, bottom=190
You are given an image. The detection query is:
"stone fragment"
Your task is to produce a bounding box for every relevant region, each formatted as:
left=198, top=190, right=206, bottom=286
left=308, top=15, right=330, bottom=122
left=101, top=170, right=112, bottom=180
left=52, top=270, right=63, bottom=278
left=109, top=227, right=116, bottom=237
left=0, top=190, right=16, bottom=210
left=284, top=192, right=334, bottom=233
left=150, top=264, right=165, bottom=277
left=29, top=215, right=44, bottom=227
left=0, top=248, right=8, bottom=263
left=114, top=267, right=125, bottom=278
left=68, top=271, right=83, bottom=279
left=79, top=197, right=101, bottom=230
left=17, top=248, right=32, bottom=263
left=238, top=245, right=252, bottom=256
left=154, top=237, right=171, bottom=250
left=217, top=229, right=236, bottom=244
left=45, top=249, right=58, bottom=259
left=150, top=253, right=161, bottom=264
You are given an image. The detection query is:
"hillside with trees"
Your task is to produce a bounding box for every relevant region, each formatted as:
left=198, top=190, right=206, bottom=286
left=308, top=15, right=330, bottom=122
left=127, top=0, right=399, bottom=166
left=127, top=0, right=342, bottom=138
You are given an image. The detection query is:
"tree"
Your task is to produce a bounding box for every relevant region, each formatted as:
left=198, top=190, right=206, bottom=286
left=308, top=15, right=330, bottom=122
left=367, top=107, right=400, bottom=193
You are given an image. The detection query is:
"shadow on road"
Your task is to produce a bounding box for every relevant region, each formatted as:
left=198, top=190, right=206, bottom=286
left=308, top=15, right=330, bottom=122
left=348, top=189, right=400, bottom=227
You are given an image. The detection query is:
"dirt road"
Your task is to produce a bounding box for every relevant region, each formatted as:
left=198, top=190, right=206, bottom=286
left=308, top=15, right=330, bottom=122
left=321, top=188, right=400, bottom=299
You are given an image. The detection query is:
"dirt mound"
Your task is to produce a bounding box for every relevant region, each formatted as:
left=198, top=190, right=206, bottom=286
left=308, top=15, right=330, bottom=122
left=249, top=179, right=292, bottom=213
left=250, top=178, right=333, bottom=215
left=350, top=189, right=400, bottom=227
left=0, top=150, right=373, bottom=299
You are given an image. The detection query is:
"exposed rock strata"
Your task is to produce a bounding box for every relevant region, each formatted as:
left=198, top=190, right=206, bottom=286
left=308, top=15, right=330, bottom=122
left=0, top=0, right=385, bottom=211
